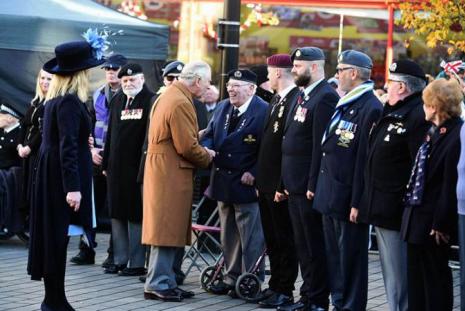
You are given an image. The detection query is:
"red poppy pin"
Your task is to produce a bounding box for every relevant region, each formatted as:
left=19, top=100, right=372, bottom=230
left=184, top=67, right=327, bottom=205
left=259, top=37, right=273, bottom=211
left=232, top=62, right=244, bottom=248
left=440, top=127, right=447, bottom=134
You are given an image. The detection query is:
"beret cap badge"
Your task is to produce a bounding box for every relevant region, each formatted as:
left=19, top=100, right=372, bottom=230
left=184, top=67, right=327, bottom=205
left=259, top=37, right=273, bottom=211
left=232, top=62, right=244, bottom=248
left=234, top=70, right=242, bottom=78
left=127, top=68, right=132, bottom=75
left=177, top=64, right=183, bottom=71
left=295, top=50, right=302, bottom=57
left=389, top=63, right=397, bottom=72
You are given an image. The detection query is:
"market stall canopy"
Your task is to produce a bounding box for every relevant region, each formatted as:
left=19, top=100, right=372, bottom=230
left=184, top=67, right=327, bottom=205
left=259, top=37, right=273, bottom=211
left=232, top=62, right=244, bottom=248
left=0, top=0, right=169, bottom=114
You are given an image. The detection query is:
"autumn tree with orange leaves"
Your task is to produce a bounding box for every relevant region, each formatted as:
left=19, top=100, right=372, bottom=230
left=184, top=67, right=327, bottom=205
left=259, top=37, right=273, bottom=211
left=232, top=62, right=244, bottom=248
left=397, top=0, right=465, bottom=55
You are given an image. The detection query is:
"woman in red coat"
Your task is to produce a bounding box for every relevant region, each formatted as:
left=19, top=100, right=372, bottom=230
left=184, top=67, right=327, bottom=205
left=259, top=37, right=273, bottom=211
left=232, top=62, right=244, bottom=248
left=27, top=39, right=104, bottom=311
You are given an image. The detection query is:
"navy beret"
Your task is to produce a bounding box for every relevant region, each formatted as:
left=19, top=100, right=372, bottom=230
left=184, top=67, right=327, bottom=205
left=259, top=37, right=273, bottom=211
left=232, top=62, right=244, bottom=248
left=163, top=61, right=184, bottom=77
left=117, top=63, right=143, bottom=78
left=291, top=47, right=325, bottom=62
left=389, top=59, right=426, bottom=81
left=101, top=54, right=127, bottom=69
left=338, top=50, right=373, bottom=69
left=227, top=69, right=257, bottom=84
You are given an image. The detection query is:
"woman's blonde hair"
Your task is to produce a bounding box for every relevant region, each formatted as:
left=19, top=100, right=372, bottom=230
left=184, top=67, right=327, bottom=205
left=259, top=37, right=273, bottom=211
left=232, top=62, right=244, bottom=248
left=422, top=78, right=463, bottom=122
left=31, top=70, right=48, bottom=104
left=45, top=70, right=89, bottom=103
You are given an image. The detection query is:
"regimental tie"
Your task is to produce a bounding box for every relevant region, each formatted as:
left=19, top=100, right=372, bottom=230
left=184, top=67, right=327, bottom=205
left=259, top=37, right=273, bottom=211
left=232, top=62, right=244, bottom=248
left=296, top=91, right=305, bottom=106
left=270, top=94, right=281, bottom=115
left=404, top=137, right=431, bottom=206
left=228, top=108, right=240, bottom=134
left=125, top=97, right=133, bottom=110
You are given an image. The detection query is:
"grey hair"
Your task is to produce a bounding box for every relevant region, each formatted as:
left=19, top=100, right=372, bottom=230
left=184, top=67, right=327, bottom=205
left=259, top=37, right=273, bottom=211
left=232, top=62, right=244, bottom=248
left=310, top=60, right=325, bottom=71
left=354, top=66, right=371, bottom=81
left=391, top=73, right=426, bottom=94
left=179, top=61, right=211, bottom=86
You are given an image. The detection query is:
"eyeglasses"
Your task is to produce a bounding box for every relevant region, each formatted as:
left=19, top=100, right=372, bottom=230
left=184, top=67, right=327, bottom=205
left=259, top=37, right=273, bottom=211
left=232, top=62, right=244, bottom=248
left=335, top=67, right=354, bottom=74
left=226, top=82, right=250, bottom=89
left=386, top=79, right=405, bottom=86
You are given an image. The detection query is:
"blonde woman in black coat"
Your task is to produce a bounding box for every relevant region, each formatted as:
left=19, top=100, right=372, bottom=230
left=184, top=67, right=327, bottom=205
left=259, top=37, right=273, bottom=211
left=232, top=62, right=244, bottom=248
left=27, top=39, right=104, bottom=311
left=17, top=69, right=52, bottom=218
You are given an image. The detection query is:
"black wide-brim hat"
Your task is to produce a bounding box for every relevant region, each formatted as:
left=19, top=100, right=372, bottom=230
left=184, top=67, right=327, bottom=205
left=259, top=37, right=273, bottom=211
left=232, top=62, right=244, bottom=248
left=43, top=41, right=105, bottom=75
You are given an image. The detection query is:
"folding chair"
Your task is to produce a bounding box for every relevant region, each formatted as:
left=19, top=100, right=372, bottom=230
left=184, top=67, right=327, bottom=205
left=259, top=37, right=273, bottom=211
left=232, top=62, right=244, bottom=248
left=183, top=196, right=222, bottom=276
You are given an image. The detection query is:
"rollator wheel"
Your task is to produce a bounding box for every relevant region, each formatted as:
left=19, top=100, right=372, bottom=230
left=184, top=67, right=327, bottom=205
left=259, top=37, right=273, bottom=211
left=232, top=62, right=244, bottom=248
left=200, top=266, right=223, bottom=291
left=235, top=272, right=261, bottom=302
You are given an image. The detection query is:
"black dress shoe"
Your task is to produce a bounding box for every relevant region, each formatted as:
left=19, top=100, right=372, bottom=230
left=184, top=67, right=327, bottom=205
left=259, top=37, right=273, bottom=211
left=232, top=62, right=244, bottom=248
left=144, top=289, right=183, bottom=302
left=277, top=299, right=307, bottom=311
left=118, top=267, right=147, bottom=276
left=173, top=287, right=195, bottom=298
left=209, top=281, right=235, bottom=295
left=258, top=293, right=294, bottom=308
left=103, top=264, right=126, bottom=274
left=256, top=288, right=275, bottom=301
left=139, top=275, right=147, bottom=283
left=70, top=246, right=95, bottom=265
left=101, top=254, right=114, bottom=269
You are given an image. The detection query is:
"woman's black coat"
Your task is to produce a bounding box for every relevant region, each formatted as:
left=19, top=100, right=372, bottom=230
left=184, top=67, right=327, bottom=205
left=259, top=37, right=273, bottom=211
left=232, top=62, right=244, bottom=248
left=28, top=94, right=93, bottom=280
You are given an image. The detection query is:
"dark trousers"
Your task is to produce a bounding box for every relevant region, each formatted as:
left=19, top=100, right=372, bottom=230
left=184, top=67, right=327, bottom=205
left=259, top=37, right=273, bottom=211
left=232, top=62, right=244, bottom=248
left=258, top=192, right=298, bottom=296
left=407, top=240, right=453, bottom=311
left=459, top=215, right=465, bottom=311
left=322, top=215, right=368, bottom=311
left=288, top=194, right=329, bottom=307
left=43, top=237, right=70, bottom=308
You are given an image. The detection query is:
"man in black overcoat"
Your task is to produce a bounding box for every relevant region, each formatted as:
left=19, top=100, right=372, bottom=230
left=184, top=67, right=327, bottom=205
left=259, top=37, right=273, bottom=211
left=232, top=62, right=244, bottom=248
left=102, top=63, right=154, bottom=276
left=314, top=50, right=383, bottom=311
left=255, top=54, right=299, bottom=308
left=357, top=60, right=429, bottom=311
left=277, top=47, right=339, bottom=311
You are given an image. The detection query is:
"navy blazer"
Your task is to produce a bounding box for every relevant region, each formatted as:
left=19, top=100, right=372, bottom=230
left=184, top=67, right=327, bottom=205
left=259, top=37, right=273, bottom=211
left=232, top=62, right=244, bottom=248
left=281, top=80, right=339, bottom=194
left=201, top=95, right=268, bottom=204
left=401, top=117, right=463, bottom=245
left=313, top=90, right=383, bottom=221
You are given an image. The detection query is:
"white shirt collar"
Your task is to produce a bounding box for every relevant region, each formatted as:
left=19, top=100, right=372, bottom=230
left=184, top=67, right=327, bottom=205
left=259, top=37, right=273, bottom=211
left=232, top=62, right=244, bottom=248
left=278, top=84, right=296, bottom=99
left=235, top=96, right=253, bottom=116
left=4, top=122, right=20, bottom=133
left=303, top=78, right=324, bottom=97
left=206, top=102, right=217, bottom=112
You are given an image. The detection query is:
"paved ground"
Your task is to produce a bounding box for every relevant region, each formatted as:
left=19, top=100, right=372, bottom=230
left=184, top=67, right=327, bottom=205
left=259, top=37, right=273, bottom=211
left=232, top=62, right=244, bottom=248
left=0, top=233, right=461, bottom=311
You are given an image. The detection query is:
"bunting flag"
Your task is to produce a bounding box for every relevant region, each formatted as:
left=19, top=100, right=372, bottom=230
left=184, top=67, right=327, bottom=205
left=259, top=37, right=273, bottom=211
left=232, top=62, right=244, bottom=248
left=440, top=60, right=463, bottom=73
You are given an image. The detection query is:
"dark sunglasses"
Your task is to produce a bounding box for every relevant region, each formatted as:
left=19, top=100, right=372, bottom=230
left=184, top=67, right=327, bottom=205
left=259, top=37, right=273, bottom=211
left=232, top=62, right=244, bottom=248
left=165, top=76, right=176, bottom=82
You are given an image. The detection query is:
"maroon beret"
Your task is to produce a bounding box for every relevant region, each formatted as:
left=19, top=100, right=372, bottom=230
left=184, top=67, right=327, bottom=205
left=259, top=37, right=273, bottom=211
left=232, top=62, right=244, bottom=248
left=267, top=54, right=293, bottom=68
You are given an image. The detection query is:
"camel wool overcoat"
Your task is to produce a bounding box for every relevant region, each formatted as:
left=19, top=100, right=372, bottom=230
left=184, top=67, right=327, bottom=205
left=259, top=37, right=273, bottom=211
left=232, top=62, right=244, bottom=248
left=142, top=81, right=210, bottom=247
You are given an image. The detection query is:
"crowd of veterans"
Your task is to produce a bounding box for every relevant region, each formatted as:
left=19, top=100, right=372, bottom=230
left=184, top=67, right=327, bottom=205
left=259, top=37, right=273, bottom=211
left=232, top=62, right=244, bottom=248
left=1, top=35, right=465, bottom=311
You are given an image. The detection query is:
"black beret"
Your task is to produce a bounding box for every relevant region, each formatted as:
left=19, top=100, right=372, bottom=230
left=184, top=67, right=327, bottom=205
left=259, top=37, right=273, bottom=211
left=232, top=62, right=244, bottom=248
left=227, top=69, right=257, bottom=84
left=389, top=59, right=426, bottom=81
left=291, top=47, right=325, bottom=62
left=0, top=104, right=21, bottom=118
left=163, top=61, right=184, bottom=77
left=249, top=65, right=269, bottom=86
left=101, top=54, right=128, bottom=69
left=338, top=50, right=372, bottom=69
left=117, top=63, right=143, bottom=78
